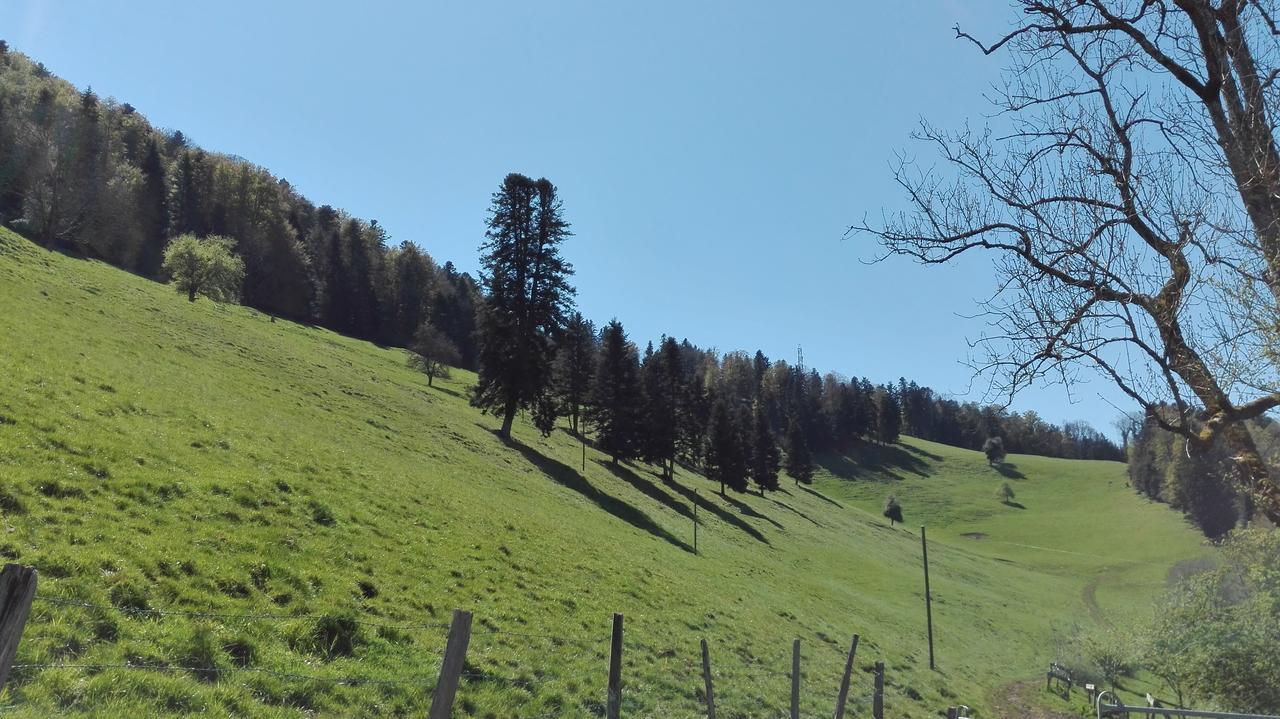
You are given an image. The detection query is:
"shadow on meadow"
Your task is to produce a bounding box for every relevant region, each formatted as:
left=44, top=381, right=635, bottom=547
left=818, top=441, right=933, bottom=483
left=664, top=479, right=772, bottom=546
left=995, top=463, right=1027, bottom=480
left=488, top=428, right=695, bottom=553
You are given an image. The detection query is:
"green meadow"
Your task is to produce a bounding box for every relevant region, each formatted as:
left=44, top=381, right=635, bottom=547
left=0, top=227, right=1208, bottom=718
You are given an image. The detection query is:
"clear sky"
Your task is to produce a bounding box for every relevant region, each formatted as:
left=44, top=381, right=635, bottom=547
left=0, top=0, right=1133, bottom=436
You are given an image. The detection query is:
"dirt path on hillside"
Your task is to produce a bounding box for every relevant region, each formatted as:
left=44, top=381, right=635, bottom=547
left=987, top=681, right=1079, bottom=719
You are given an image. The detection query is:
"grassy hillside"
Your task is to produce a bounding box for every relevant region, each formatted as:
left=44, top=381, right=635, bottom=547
left=0, top=228, right=1207, bottom=718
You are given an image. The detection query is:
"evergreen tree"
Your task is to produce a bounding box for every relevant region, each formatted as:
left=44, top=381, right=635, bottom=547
left=784, top=415, right=815, bottom=486
left=641, top=336, right=684, bottom=481
left=554, top=312, right=596, bottom=435
left=473, top=173, right=575, bottom=439
left=875, top=389, right=901, bottom=444
left=748, top=400, right=781, bottom=492
left=136, top=138, right=168, bottom=275
left=705, top=398, right=749, bottom=494
left=588, top=320, right=643, bottom=463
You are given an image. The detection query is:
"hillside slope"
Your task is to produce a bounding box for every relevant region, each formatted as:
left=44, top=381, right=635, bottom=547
left=0, top=229, right=1207, bottom=718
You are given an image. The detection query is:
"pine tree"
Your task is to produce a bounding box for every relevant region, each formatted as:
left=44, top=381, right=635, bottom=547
left=136, top=138, right=169, bottom=276
left=473, top=174, right=575, bottom=439
left=784, top=416, right=815, bottom=486
left=588, top=320, right=642, bottom=463
left=875, top=389, right=901, bottom=444
left=641, top=336, right=684, bottom=481
left=748, top=400, right=781, bottom=492
left=705, top=398, right=749, bottom=494
left=554, top=312, right=596, bottom=435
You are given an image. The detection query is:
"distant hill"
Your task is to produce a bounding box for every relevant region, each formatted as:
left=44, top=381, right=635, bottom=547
left=0, top=229, right=1208, bottom=717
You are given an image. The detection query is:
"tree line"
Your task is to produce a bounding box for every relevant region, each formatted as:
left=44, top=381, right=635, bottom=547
left=0, top=44, right=482, bottom=364
left=0, top=43, right=1121, bottom=475
left=1127, top=410, right=1280, bottom=538
left=464, top=174, right=1121, bottom=498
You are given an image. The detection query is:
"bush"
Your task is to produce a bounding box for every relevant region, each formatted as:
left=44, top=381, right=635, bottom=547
left=882, top=494, right=903, bottom=526
left=982, top=436, right=1007, bottom=466
left=997, top=482, right=1015, bottom=504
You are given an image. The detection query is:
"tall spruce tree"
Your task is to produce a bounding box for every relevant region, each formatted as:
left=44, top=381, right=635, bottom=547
left=554, top=312, right=596, bottom=435
left=784, top=415, right=815, bottom=486
left=136, top=138, right=168, bottom=276
left=473, top=173, right=574, bottom=439
left=705, top=398, right=749, bottom=495
left=589, top=320, right=643, bottom=463
left=875, top=390, right=902, bottom=444
left=748, top=399, right=781, bottom=493
left=641, top=336, right=684, bottom=481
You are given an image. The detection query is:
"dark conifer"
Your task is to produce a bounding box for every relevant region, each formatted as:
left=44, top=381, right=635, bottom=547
left=588, top=320, right=643, bottom=463
left=748, top=400, right=781, bottom=492
left=705, top=398, right=749, bottom=494
left=473, top=174, right=575, bottom=439
left=784, top=415, right=815, bottom=486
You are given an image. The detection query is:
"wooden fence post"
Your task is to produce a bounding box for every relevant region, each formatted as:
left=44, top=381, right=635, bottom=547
left=790, top=639, right=801, bottom=719
left=0, top=564, right=37, bottom=693
left=693, top=491, right=699, bottom=554
left=700, top=638, right=716, bottom=719
left=833, top=634, right=860, bottom=719
left=872, top=661, right=885, bottom=719
left=607, top=613, right=623, bottom=719
left=428, top=609, right=473, bottom=719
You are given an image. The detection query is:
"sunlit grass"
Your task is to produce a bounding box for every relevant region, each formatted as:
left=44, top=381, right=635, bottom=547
left=0, top=228, right=1208, bottom=717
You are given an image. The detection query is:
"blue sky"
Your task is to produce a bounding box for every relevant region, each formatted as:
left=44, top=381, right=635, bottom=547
left=0, top=0, right=1132, bottom=436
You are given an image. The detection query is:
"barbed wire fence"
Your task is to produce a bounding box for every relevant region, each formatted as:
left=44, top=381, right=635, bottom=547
left=0, top=563, right=972, bottom=717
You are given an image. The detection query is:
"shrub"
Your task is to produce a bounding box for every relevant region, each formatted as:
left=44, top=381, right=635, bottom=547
left=882, top=494, right=903, bottom=526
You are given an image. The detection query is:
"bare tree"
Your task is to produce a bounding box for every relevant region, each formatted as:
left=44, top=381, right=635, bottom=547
left=858, top=0, right=1280, bottom=521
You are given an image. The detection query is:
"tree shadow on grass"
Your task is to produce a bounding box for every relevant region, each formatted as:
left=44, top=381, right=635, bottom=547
left=492, top=431, right=695, bottom=553
left=430, top=384, right=465, bottom=401
left=718, top=492, right=785, bottom=531
left=818, top=442, right=932, bottom=483
left=995, top=463, right=1027, bottom=480
left=597, top=460, right=694, bottom=520
left=765, top=494, right=821, bottom=526
left=666, top=482, right=772, bottom=546
left=901, top=443, right=944, bottom=461
left=792, top=484, right=845, bottom=509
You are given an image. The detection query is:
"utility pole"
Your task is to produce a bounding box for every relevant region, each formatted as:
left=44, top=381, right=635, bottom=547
left=922, top=525, right=935, bottom=670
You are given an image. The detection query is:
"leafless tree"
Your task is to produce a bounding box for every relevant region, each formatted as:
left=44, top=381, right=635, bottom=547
left=858, top=0, right=1280, bottom=521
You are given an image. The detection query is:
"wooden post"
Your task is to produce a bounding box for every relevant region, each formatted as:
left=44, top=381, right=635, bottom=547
left=872, top=661, right=884, bottom=719
left=693, top=490, right=699, bottom=554
left=428, top=609, right=473, bottom=719
left=833, top=634, right=860, bottom=719
left=922, top=525, right=936, bottom=670
left=0, top=564, right=38, bottom=692
left=607, top=613, right=623, bottom=719
left=790, top=639, right=801, bottom=719
left=700, top=638, right=716, bottom=719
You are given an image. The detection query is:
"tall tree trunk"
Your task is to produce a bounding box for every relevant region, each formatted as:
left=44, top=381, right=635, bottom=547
left=499, top=401, right=516, bottom=440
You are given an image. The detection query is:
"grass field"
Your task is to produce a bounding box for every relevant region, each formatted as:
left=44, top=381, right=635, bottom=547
left=0, top=227, right=1209, bottom=718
